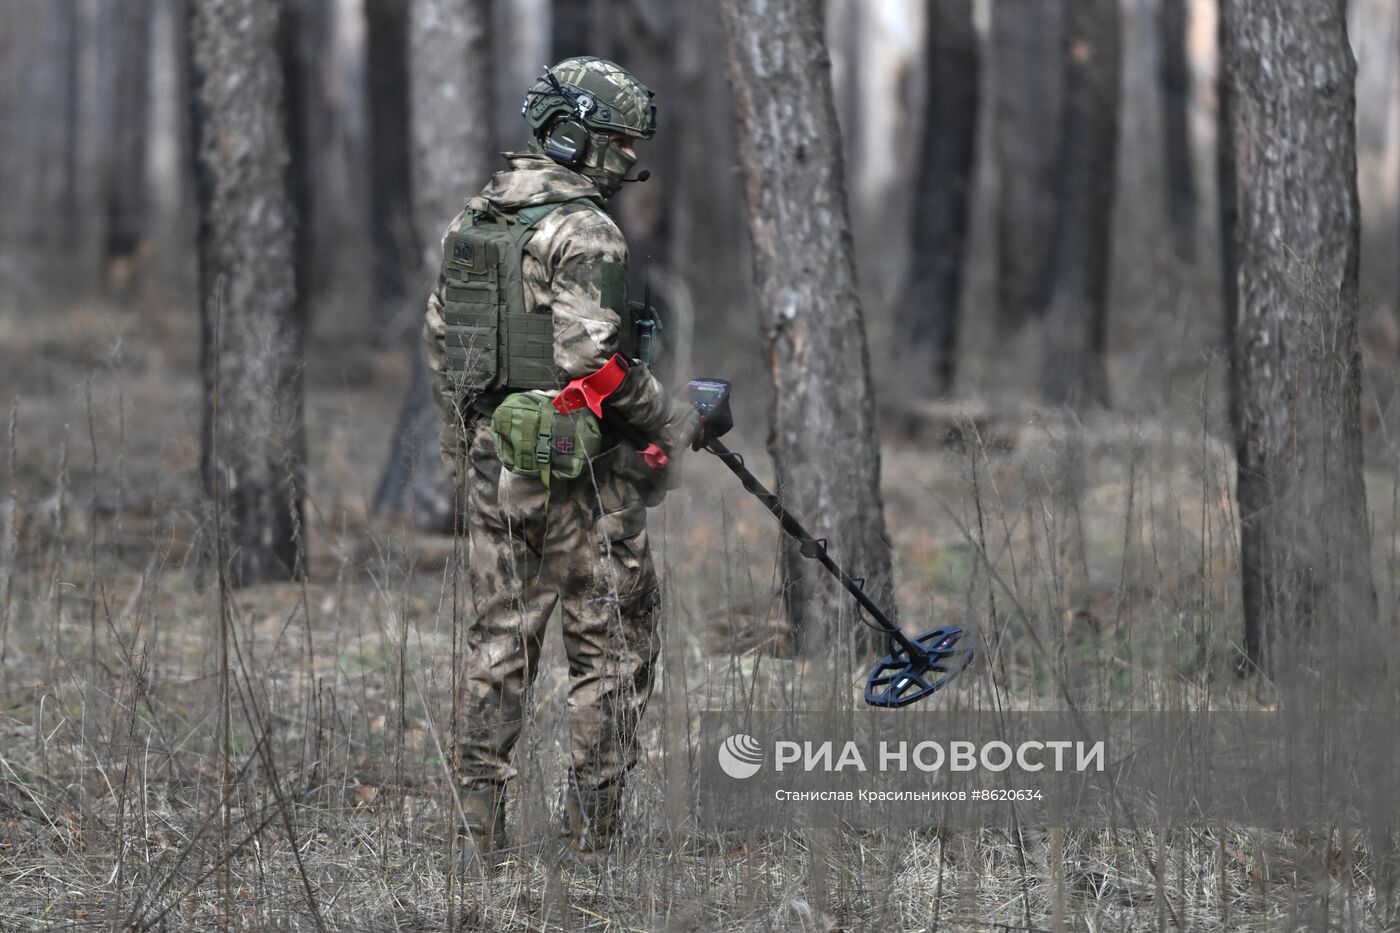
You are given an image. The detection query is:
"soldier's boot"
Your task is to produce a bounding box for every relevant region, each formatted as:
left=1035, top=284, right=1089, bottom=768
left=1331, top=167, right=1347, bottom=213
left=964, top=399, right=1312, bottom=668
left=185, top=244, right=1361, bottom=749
left=457, top=785, right=507, bottom=876
left=562, top=772, right=624, bottom=863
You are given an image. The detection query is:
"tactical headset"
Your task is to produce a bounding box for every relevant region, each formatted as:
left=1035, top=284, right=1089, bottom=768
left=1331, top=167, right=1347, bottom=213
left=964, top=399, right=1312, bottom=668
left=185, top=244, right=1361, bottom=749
left=542, top=116, right=592, bottom=167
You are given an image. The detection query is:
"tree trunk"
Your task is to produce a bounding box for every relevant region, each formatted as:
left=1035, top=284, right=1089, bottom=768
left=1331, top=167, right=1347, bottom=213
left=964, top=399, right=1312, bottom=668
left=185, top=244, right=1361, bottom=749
left=1040, top=0, right=1121, bottom=408
left=598, top=0, right=675, bottom=292
left=98, top=0, right=154, bottom=273
left=1224, top=0, right=1375, bottom=677
left=719, top=0, right=893, bottom=655
left=551, top=0, right=596, bottom=63
left=671, top=0, right=752, bottom=323
left=365, top=0, right=417, bottom=327
left=898, top=0, right=979, bottom=396
left=990, top=0, right=1065, bottom=328
left=282, top=0, right=339, bottom=309
left=1159, top=0, right=1196, bottom=262
left=1218, top=0, right=1240, bottom=438
left=190, top=0, right=306, bottom=586
left=373, top=0, right=495, bottom=531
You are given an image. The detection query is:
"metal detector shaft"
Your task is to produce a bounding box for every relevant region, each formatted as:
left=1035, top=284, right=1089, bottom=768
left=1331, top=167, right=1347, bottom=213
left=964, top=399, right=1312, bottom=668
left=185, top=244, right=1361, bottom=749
left=703, top=437, right=926, bottom=660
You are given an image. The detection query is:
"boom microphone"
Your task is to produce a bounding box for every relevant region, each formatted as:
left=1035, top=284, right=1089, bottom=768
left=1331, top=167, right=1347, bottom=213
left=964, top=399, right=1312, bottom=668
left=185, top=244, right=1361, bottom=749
left=621, top=169, right=651, bottom=183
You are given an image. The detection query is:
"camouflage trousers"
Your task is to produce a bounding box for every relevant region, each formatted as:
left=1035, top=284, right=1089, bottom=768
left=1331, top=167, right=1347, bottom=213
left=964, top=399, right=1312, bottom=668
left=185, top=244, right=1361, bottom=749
left=449, top=412, right=661, bottom=805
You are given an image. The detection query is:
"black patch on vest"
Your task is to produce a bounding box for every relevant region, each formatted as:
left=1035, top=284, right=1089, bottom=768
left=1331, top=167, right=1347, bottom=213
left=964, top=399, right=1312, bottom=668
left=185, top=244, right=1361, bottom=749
left=453, top=240, right=474, bottom=263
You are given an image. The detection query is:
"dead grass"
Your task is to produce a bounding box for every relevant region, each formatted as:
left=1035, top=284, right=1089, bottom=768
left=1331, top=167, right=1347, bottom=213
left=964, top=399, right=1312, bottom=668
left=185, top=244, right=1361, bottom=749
left=1, top=293, right=1399, bottom=931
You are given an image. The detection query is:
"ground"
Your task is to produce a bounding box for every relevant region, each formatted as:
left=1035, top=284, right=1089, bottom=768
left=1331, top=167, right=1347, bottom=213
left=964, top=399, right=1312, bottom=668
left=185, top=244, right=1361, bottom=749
left=1, top=285, right=1398, bottom=931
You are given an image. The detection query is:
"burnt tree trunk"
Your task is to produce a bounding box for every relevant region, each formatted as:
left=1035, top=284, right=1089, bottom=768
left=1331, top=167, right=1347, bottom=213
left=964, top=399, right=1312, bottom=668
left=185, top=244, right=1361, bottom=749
left=990, top=0, right=1065, bottom=328
left=1224, top=0, right=1375, bottom=676
left=98, top=0, right=154, bottom=275
left=190, top=0, right=306, bottom=586
left=1040, top=0, right=1120, bottom=408
left=365, top=0, right=417, bottom=328
left=1159, top=0, right=1196, bottom=262
left=719, top=0, right=893, bottom=655
left=898, top=0, right=979, bottom=396
left=373, top=0, right=495, bottom=529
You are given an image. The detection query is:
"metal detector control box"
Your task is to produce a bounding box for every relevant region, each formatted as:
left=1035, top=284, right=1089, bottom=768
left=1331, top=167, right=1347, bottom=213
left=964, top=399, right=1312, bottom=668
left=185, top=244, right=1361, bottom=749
left=685, top=379, right=734, bottom=443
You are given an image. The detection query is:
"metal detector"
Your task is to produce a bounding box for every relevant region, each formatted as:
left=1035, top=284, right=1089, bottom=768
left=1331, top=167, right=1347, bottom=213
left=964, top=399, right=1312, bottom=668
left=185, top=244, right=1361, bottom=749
left=684, top=379, right=974, bottom=708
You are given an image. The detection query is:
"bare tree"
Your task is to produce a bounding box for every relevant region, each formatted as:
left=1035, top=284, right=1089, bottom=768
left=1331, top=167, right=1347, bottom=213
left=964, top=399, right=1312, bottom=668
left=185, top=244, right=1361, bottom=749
left=719, top=0, right=893, bottom=653
left=1223, top=0, right=1375, bottom=675
left=990, top=0, right=1065, bottom=328
left=898, top=0, right=980, bottom=396
left=1159, top=0, right=1196, bottom=262
left=374, top=0, right=495, bottom=529
left=1040, top=0, right=1121, bottom=408
left=190, top=0, right=306, bottom=586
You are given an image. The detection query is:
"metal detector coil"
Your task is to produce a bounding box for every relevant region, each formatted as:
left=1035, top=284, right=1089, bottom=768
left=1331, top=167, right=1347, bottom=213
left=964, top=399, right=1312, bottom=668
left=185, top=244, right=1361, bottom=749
left=685, top=379, right=974, bottom=708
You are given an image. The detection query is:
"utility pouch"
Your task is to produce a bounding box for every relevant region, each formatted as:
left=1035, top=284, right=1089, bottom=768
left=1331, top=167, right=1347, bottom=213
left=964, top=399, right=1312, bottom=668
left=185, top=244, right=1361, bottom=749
left=491, top=392, right=603, bottom=485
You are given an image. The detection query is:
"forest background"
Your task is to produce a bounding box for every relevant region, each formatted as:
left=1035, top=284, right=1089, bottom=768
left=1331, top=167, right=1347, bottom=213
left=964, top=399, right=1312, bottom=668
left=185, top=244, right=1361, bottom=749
left=2, top=0, right=1400, bottom=929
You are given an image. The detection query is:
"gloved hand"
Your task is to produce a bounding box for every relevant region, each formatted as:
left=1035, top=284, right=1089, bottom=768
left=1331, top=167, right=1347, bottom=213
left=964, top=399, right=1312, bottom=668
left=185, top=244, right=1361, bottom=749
left=657, top=401, right=703, bottom=454
left=611, top=400, right=701, bottom=507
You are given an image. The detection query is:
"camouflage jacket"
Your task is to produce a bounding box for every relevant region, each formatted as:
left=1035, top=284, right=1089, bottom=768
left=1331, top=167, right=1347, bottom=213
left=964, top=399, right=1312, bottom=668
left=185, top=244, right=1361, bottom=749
left=423, top=152, right=673, bottom=436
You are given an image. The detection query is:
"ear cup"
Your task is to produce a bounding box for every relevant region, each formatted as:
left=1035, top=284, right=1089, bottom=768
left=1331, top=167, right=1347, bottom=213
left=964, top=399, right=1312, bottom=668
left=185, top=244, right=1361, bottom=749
left=543, top=119, right=590, bottom=167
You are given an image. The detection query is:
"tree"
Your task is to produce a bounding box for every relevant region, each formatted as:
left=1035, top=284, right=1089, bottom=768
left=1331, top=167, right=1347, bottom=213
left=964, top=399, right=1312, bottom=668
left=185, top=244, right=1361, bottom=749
left=1223, top=0, right=1375, bottom=675
left=190, top=0, right=306, bottom=586
left=898, top=0, right=980, bottom=396
left=1218, top=0, right=1240, bottom=436
left=365, top=0, right=416, bottom=331
left=551, top=0, right=597, bottom=63
left=990, top=0, right=1065, bottom=329
left=1040, top=0, right=1121, bottom=408
left=374, top=0, right=495, bottom=529
left=97, top=0, right=154, bottom=277
left=1159, top=0, right=1196, bottom=262
left=670, top=0, right=752, bottom=324
left=719, top=0, right=893, bottom=653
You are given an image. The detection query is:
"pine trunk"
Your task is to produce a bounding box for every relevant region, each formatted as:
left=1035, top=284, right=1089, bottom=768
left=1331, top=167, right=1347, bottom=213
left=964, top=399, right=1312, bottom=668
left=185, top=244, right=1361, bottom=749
left=1040, top=0, right=1120, bottom=408
left=373, top=0, right=495, bottom=530
left=1218, top=0, right=1240, bottom=437
left=1159, top=0, right=1195, bottom=262
left=551, top=0, right=596, bottom=62
left=98, top=0, right=154, bottom=269
left=1224, top=0, right=1375, bottom=676
left=190, top=0, right=306, bottom=586
left=671, top=0, right=751, bottom=319
left=899, top=0, right=979, bottom=396
left=990, top=0, right=1065, bottom=328
left=719, top=0, right=893, bottom=655
left=366, top=0, right=416, bottom=324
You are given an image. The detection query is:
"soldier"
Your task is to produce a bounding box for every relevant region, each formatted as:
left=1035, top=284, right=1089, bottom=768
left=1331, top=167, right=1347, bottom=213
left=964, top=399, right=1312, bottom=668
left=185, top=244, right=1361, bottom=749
left=422, top=57, right=700, bottom=864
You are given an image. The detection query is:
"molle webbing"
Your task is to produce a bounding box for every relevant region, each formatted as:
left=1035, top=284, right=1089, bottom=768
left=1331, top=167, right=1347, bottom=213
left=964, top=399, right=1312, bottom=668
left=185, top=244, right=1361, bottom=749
left=439, top=198, right=594, bottom=392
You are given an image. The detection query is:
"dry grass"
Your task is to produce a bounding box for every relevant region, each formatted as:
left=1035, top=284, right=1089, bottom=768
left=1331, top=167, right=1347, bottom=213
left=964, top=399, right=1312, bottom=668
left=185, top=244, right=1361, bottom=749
left=2, top=291, right=1399, bottom=932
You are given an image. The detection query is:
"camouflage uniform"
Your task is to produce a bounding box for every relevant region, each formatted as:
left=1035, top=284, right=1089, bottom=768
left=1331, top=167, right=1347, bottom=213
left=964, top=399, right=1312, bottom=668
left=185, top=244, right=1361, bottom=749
left=424, top=151, right=686, bottom=851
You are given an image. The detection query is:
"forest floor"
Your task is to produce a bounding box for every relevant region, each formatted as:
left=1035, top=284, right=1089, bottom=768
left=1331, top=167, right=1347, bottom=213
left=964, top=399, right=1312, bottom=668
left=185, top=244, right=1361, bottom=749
left=2, top=289, right=1400, bottom=931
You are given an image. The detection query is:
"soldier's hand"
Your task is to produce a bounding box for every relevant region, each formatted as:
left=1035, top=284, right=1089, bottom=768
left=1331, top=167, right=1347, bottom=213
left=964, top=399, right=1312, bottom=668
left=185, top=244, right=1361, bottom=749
left=658, top=402, right=702, bottom=454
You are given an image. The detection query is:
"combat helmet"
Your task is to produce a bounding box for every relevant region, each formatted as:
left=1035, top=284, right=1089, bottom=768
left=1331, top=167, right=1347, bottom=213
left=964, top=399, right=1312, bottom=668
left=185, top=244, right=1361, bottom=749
left=522, top=56, right=656, bottom=199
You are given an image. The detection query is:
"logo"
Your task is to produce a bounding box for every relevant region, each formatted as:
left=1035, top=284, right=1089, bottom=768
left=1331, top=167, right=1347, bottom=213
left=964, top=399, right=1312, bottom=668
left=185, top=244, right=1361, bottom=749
left=718, top=733, right=764, bottom=780
left=553, top=435, right=575, bottom=454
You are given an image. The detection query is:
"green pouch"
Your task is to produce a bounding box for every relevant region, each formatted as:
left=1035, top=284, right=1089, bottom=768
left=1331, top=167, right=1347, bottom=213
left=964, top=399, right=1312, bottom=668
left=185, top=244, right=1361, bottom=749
left=490, top=392, right=603, bottom=485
